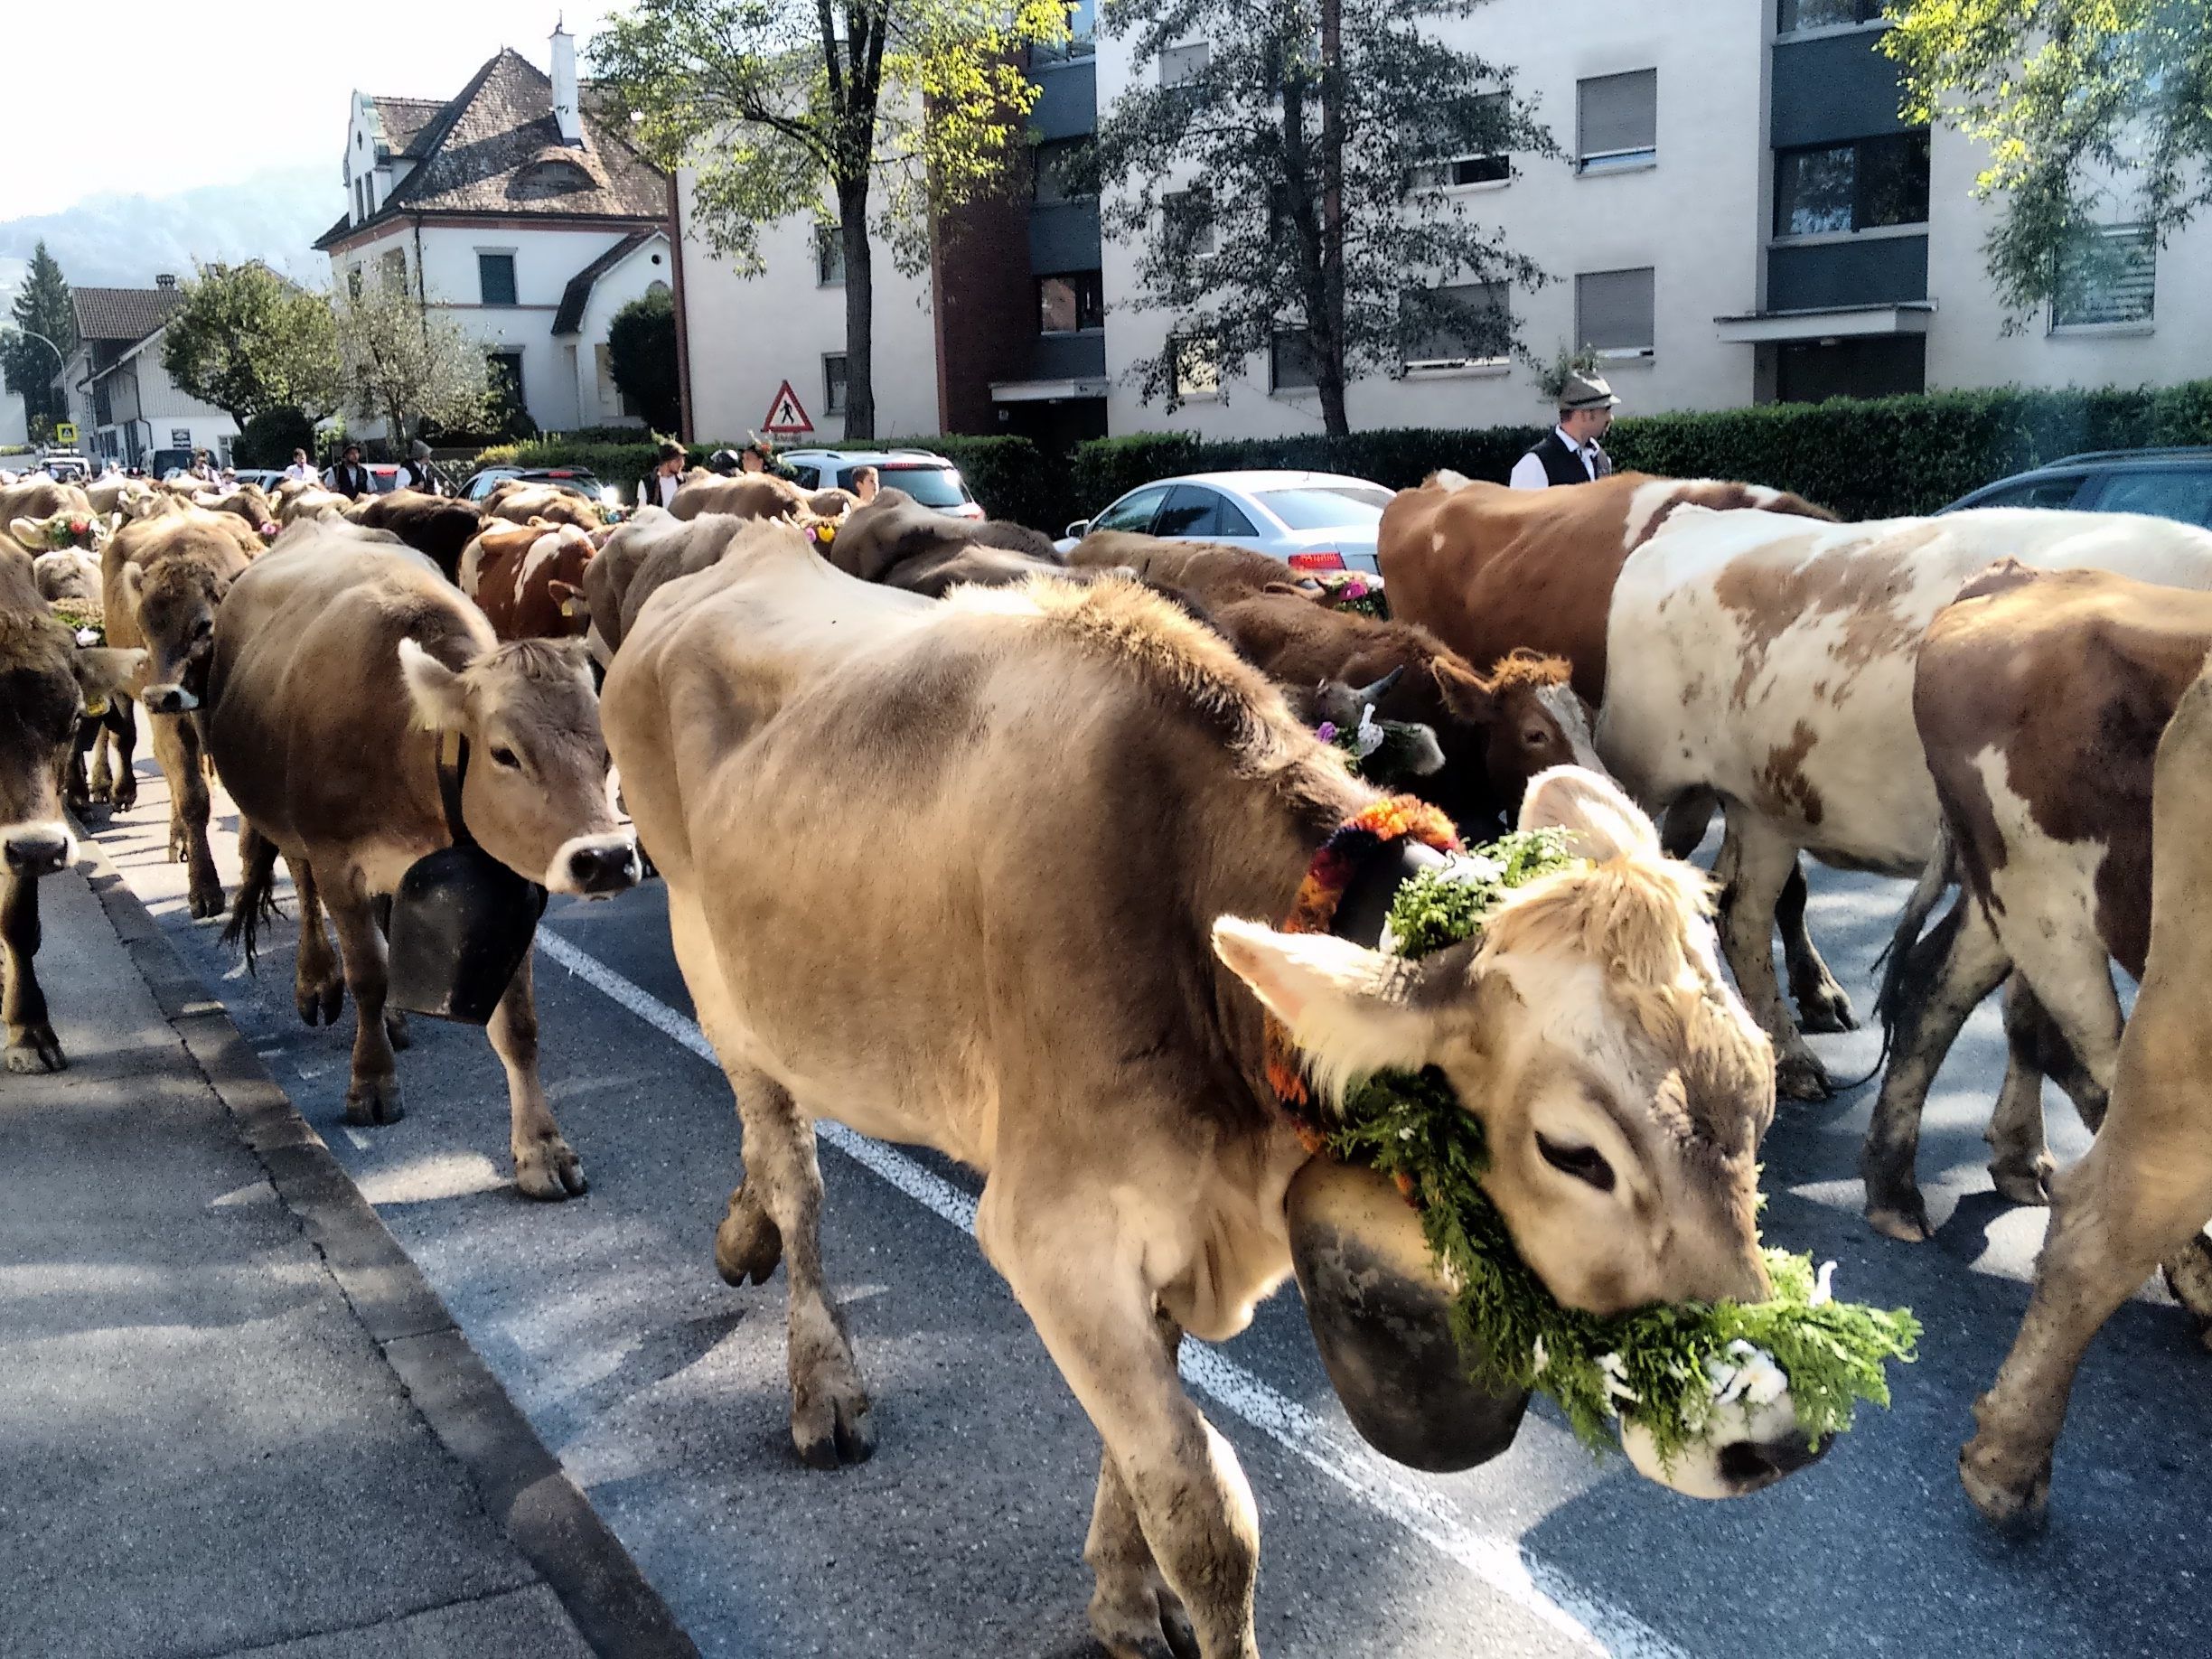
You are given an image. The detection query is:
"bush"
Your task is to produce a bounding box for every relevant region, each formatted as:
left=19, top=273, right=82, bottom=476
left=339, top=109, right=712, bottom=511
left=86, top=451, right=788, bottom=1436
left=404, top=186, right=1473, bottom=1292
left=234, top=407, right=316, bottom=469
left=1068, top=380, right=2212, bottom=523
left=608, top=291, right=681, bottom=434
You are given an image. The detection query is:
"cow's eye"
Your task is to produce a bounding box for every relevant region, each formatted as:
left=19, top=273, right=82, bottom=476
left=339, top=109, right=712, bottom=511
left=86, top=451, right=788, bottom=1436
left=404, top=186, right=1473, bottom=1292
left=193, top=615, right=214, bottom=640
left=1535, top=1132, right=1616, bottom=1192
left=490, top=745, right=520, bottom=770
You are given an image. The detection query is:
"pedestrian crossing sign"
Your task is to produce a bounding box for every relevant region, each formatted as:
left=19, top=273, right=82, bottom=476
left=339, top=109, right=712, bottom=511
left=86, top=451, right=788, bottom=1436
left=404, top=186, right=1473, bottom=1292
left=53, top=422, right=77, bottom=444
left=761, top=380, right=814, bottom=436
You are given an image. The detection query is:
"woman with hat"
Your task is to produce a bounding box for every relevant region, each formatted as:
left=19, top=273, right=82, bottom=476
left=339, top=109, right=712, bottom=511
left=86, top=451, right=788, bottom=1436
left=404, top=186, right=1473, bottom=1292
left=1509, top=370, right=1620, bottom=490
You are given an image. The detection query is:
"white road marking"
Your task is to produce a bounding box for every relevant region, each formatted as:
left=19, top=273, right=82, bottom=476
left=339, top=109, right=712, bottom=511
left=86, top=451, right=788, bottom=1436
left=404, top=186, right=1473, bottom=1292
left=536, top=927, right=1689, bottom=1659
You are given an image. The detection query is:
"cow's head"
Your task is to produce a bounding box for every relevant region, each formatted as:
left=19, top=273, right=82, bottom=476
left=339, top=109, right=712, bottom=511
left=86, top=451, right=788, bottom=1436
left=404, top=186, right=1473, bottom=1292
left=9, top=511, right=107, bottom=556
left=118, top=552, right=234, bottom=715
left=1371, top=646, right=1602, bottom=834
left=398, top=635, right=641, bottom=898
left=32, top=548, right=101, bottom=609
left=0, top=588, right=143, bottom=876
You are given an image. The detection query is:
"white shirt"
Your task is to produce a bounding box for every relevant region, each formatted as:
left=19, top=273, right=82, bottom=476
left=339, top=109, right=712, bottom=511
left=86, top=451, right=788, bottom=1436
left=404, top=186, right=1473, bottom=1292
left=651, top=471, right=680, bottom=508
left=1508, top=426, right=1602, bottom=491
left=283, top=463, right=315, bottom=481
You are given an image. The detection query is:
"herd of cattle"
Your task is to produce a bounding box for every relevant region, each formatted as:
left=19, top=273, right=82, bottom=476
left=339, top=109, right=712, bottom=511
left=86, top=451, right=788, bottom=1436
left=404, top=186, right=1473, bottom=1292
left=5, top=454, right=2211, bottom=1654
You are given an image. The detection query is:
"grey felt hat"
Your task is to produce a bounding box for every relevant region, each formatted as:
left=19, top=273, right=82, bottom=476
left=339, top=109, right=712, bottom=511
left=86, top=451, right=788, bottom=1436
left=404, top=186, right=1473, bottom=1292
left=1560, top=370, right=1621, bottom=410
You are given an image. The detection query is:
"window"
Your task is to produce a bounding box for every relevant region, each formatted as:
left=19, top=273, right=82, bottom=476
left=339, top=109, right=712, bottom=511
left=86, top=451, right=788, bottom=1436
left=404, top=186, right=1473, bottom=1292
left=2087, top=469, right=2212, bottom=526
left=1576, top=267, right=1655, bottom=355
left=595, top=342, right=638, bottom=417
left=1036, top=0, right=1096, bottom=61
left=1033, top=137, right=1096, bottom=203
left=381, top=247, right=407, bottom=289
left=1171, top=334, right=1220, bottom=398
left=1270, top=330, right=1319, bottom=392
left=486, top=348, right=525, bottom=416
left=1154, top=484, right=1258, bottom=539
left=1774, top=132, right=1930, bottom=237
left=1974, top=475, right=2088, bottom=511
left=1166, top=188, right=1215, bottom=256
left=1038, top=272, right=1104, bottom=333
left=2053, top=225, right=2156, bottom=327
left=1403, top=281, right=1509, bottom=368
left=478, top=252, right=518, bottom=307
left=1777, top=0, right=1885, bottom=32
left=1256, top=485, right=1392, bottom=530
left=1161, top=42, right=1208, bottom=87
left=1092, top=484, right=1171, bottom=533
left=1411, top=155, right=1513, bottom=189
left=816, top=223, right=845, bottom=286
left=1577, top=70, right=1657, bottom=173
left=823, top=352, right=848, bottom=417
left=880, top=464, right=971, bottom=508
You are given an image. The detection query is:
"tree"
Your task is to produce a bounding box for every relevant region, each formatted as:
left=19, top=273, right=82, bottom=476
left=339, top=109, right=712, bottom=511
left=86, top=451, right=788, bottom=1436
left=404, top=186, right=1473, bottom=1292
left=3, top=242, right=77, bottom=440
left=161, top=263, right=345, bottom=427
left=607, top=288, right=683, bottom=432
left=592, top=0, right=1068, bottom=439
left=332, top=280, right=493, bottom=449
left=1095, top=0, right=1552, bottom=436
left=1886, top=0, right=2212, bottom=316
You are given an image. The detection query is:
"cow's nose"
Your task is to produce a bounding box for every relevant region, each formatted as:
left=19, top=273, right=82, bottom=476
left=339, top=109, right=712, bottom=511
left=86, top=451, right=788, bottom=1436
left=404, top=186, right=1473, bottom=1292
left=1716, top=1429, right=1828, bottom=1494
left=143, top=683, right=198, bottom=715
left=4, top=824, right=73, bottom=876
left=564, top=838, right=642, bottom=896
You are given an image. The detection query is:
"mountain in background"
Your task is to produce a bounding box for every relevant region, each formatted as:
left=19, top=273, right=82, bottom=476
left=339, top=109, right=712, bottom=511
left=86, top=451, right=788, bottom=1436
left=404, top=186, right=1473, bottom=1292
left=0, top=164, right=339, bottom=305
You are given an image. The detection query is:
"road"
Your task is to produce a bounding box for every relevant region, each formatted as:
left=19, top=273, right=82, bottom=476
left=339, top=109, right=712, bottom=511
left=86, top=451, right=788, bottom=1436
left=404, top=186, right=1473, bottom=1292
left=90, top=759, right=2209, bottom=1659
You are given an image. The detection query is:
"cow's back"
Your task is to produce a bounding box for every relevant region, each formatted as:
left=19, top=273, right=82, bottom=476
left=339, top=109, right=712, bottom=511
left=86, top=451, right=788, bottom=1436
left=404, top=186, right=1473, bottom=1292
left=1068, top=532, right=1298, bottom=609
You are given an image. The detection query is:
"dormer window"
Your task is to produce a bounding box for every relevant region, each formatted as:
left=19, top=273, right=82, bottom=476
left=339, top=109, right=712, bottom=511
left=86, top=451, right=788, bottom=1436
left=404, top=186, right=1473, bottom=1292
left=513, top=151, right=596, bottom=201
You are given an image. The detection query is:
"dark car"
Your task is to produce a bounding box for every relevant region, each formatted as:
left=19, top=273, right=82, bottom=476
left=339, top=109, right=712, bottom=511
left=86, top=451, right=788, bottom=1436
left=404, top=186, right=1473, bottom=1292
left=458, top=465, right=611, bottom=508
left=1943, top=446, right=2212, bottom=527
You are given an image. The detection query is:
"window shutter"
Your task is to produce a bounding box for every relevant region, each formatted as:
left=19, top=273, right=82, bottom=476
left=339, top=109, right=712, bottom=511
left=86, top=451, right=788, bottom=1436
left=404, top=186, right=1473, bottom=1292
left=1577, top=70, right=1657, bottom=160
left=1576, top=267, right=1656, bottom=351
left=1407, top=282, right=1509, bottom=365
left=1161, top=42, right=1208, bottom=85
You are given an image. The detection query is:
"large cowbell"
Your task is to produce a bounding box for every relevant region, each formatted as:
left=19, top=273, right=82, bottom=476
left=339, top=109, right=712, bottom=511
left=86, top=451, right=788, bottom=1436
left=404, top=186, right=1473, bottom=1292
left=1287, top=1157, right=1532, bottom=1472
left=386, top=730, right=548, bottom=1025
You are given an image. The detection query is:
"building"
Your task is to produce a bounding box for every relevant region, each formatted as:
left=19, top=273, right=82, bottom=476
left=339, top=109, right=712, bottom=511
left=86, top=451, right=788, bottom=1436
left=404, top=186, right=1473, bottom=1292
left=315, top=24, right=677, bottom=439
left=57, top=278, right=239, bottom=468
left=672, top=1, right=2207, bottom=448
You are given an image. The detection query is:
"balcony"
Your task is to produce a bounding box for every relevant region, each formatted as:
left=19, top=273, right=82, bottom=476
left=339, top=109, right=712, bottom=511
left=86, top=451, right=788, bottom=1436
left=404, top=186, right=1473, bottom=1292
left=1029, top=199, right=1102, bottom=276
left=1771, top=31, right=1914, bottom=148
left=1767, top=233, right=1927, bottom=312
left=1032, top=58, right=1096, bottom=143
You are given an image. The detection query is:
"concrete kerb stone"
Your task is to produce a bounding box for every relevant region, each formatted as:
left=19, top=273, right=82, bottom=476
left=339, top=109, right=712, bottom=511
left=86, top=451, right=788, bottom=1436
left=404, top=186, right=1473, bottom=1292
left=73, top=826, right=699, bottom=1659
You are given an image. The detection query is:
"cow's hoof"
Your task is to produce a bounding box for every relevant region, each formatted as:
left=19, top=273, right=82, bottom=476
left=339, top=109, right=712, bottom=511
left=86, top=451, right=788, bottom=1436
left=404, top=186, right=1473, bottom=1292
left=5, top=1027, right=65, bottom=1073
left=1863, top=1174, right=1933, bottom=1242
left=716, top=1185, right=784, bottom=1286
left=2161, top=1235, right=2212, bottom=1343
left=296, top=978, right=344, bottom=1027
left=1090, top=1583, right=1200, bottom=1659
left=1988, top=1154, right=2056, bottom=1208
left=1775, top=1049, right=1832, bottom=1101
left=343, top=1074, right=404, bottom=1127
left=791, top=1359, right=873, bottom=1468
left=1959, top=1433, right=2050, bottom=1536
left=1794, top=983, right=1858, bottom=1035
left=109, top=783, right=136, bottom=812
left=186, top=883, right=225, bottom=922
left=384, top=1008, right=411, bottom=1052
left=513, top=1136, right=586, bottom=1200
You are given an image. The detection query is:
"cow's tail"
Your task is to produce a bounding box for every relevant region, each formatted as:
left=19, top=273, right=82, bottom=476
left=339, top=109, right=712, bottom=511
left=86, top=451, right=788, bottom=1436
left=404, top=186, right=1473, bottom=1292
left=1869, top=819, right=1963, bottom=1071
left=220, top=824, right=285, bottom=974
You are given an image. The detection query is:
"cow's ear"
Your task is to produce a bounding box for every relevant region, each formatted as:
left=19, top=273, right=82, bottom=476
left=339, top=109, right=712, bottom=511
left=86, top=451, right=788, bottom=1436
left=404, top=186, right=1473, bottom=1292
left=8, top=517, right=46, bottom=548
left=1520, top=766, right=1659, bottom=861
left=1430, top=656, right=1496, bottom=724
left=118, top=561, right=145, bottom=612
left=73, top=647, right=146, bottom=698
left=398, top=638, right=469, bottom=731
left=1212, top=917, right=1441, bottom=1097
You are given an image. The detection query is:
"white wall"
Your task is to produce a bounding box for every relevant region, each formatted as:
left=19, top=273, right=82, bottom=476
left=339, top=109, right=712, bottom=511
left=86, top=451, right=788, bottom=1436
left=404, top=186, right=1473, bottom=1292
left=679, top=167, right=941, bottom=442
left=1096, top=0, right=1769, bottom=439
left=0, top=389, right=28, bottom=448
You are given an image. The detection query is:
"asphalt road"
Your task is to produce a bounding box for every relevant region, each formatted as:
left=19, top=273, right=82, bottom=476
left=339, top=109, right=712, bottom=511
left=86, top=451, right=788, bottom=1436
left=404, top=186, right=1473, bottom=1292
left=89, top=759, right=2210, bottom=1659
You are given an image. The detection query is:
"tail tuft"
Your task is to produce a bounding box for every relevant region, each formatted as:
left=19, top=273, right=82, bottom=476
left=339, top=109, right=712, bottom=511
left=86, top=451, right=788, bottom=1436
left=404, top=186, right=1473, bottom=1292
left=219, top=825, right=286, bottom=973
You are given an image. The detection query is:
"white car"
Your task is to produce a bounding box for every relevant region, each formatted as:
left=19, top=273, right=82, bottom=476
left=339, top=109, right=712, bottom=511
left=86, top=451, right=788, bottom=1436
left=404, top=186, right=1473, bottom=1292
left=1056, top=469, right=1394, bottom=574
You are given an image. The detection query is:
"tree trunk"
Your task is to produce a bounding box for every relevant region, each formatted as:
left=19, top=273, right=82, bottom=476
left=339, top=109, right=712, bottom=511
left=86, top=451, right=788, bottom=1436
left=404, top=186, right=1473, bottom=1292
left=839, top=178, right=876, bottom=441
left=1317, top=0, right=1350, bottom=437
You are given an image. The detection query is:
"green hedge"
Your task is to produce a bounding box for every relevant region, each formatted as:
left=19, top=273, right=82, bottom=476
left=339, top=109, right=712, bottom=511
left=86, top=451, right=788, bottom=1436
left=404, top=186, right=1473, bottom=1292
left=1067, top=381, right=2212, bottom=525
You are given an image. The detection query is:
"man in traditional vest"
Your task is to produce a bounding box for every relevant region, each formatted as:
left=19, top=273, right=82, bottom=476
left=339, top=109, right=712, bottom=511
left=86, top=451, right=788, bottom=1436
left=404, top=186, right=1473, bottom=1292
left=1508, top=370, right=1619, bottom=489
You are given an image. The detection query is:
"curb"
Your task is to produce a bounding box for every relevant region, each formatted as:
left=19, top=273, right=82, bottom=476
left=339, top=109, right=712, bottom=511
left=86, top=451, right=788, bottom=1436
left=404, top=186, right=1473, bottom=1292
left=73, top=830, right=699, bottom=1659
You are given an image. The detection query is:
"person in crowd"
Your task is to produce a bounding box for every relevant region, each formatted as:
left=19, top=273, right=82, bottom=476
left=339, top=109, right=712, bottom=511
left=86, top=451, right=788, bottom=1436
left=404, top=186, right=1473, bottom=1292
left=186, top=450, right=220, bottom=485
left=637, top=439, right=687, bottom=511
left=739, top=439, right=771, bottom=475
left=327, top=442, right=371, bottom=497
left=850, top=464, right=879, bottom=503
left=284, top=448, right=318, bottom=483
left=1508, top=370, right=1619, bottom=490
left=401, top=438, right=443, bottom=494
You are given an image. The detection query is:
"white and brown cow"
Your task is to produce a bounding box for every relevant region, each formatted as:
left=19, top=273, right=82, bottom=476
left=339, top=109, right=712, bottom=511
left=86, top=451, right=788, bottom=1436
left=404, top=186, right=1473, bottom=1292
left=1598, top=506, right=2212, bottom=1106
left=603, top=524, right=1809, bottom=1658
left=458, top=520, right=595, bottom=642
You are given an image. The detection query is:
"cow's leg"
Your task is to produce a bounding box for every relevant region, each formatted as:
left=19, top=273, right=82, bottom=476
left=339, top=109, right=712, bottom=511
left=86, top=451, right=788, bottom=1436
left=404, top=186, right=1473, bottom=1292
left=151, top=712, right=222, bottom=919
left=288, top=855, right=346, bottom=1028
left=101, top=699, right=137, bottom=811
left=1, top=872, right=63, bottom=1073
left=1657, top=788, right=1716, bottom=859
left=1085, top=1319, right=1200, bottom=1659
left=984, top=1194, right=1258, bottom=1659
left=1984, top=978, right=2064, bottom=1206
left=325, top=878, right=402, bottom=1126
left=369, top=894, right=408, bottom=1051
left=1779, top=859, right=1855, bottom=1033
left=486, top=951, right=585, bottom=1201
left=1715, top=808, right=1828, bottom=1099
left=66, top=721, right=93, bottom=814
left=1960, top=1036, right=2212, bottom=1526
left=1861, top=892, right=2013, bottom=1241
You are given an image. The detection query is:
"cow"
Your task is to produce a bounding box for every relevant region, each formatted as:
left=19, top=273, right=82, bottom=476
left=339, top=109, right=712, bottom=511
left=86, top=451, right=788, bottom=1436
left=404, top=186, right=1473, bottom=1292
left=276, top=482, right=351, bottom=525
left=481, top=480, right=605, bottom=532
left=1, top=549, right=145, bottom=1071
left=1070, top=530, right=1329, bottom=606
left=1598, top=506, right=2212, bottom=1108
left=828, top=487, right=1057, bottom=595
left=667, top=471, right=813, bottom=522
left=1958, top=651, right=2212, bottom=1528
left=1865, top=564, right=2212, bottom=1327
left=84, top=474, right=155, bottom=519
left=203, top=527, right=642, bottom=1196
left=459, top=520, right=596, bottom=642
left=602, top=522, right=1807, bottom=1655
left=1, top=479, right=98, bottom=555
left=101, top=509, right=261, bottom=918
left=196, top=482, right=279, bottom=540
left=344, top=490, right=485, bottom=581
left=578, top=508, right=762, bottom=666
left=28, top=547, right=136, bottom=812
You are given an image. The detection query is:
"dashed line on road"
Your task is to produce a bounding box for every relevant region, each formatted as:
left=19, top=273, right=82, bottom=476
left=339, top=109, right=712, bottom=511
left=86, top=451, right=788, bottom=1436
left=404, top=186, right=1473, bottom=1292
left=536, top=925, right=1692, bottom=1659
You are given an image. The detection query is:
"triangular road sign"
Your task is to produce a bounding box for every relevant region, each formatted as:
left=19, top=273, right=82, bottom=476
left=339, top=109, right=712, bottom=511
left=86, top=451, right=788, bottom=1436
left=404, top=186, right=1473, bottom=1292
left=761, top=380, right=815, bottom=436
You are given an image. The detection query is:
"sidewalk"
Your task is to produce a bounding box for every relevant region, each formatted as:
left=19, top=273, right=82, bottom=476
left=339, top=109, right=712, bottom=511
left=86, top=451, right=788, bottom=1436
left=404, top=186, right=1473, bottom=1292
left=0, top=845, right=693, bottom=1659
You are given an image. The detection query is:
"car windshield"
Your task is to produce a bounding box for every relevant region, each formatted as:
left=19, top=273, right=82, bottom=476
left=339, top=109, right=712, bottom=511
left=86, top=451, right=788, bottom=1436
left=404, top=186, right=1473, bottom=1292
left=881, top=464, right=969, bottom=508
left=1254, top=485, right=1392, bottom=530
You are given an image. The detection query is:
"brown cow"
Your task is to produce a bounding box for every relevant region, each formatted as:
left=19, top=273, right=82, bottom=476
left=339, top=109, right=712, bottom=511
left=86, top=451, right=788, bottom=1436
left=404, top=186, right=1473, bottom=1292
left=1870, top=565, right=2212, bottom=1327
left=196, top=482, right=279, bottom=540
left=1070, top=530, right=1327, bottom=606
left=580, top=509, right=764, bottom=666
left=829, top=487, right=1058, bottom=595
left=1958, top=648, right=2212, bottom=1527
left=204, top=529, right=642, bottom=1195
left=102, top=509, right=259, bottom=918
left=481, top=480, right=605, bottom=532
left=0, top=480, right=97, bottom=556
left=459, top=521, right=596, bottom=641
left=344, top=490, right=485, bottom=581
left=667, top=471, right=812, bottom=522
left=1, top=549, right=145, bottom=1071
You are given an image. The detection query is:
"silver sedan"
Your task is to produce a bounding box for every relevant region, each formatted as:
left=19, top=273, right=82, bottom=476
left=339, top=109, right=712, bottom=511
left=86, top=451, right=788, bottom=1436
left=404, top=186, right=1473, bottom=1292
left=1057, top=469, right=1393, bottom=574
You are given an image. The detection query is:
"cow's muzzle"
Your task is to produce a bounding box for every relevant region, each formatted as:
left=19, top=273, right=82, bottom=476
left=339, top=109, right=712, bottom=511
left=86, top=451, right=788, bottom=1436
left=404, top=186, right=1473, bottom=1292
left=1620, top=1392, right=1831, bottom=1499
left=548, top=832, right=643, bottom=898
left=142, top=682, right=199, bottom=715
left=3, top=821, right=75, bottom=877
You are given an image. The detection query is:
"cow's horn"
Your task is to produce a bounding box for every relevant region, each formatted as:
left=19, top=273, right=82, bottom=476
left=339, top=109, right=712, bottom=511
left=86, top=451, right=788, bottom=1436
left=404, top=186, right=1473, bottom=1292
left=1354, top=665, right=1405, bottom=706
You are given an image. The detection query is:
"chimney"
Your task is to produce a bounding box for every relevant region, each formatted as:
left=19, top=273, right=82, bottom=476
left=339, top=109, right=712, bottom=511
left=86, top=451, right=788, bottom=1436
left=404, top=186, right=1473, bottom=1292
left=155, top=273, right=177, bottom=289
left=550, top=19, right=585, bottom=147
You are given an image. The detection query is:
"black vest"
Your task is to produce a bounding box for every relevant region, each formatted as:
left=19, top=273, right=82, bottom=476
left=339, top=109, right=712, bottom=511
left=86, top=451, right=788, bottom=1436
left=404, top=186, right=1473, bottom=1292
left=1523, top=430, right=1595, bottom=487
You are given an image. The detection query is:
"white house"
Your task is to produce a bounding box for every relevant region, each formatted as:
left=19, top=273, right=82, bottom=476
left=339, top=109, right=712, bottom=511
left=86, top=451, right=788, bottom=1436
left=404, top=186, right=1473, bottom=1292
left=315, top=24, right=676, bottom=439
left=59, top=279, right=239, bottom=468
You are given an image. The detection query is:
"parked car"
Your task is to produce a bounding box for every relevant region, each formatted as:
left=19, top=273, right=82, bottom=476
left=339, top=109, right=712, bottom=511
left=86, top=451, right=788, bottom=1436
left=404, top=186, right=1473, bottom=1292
left=230, top=469, right=287, bottom=494
left=1056, top=470, right=1395, bottom=574
left=777, top=448, right=984, bottom=520
left=1942, top=446, right=2212, bottom=526
left=458, top=464, right=614, bottom=508
left=38, top=451, right=89, bottom=482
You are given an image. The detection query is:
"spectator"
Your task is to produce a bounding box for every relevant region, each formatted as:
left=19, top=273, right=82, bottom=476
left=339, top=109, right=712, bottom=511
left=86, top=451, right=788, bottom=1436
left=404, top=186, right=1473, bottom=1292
left=186, top=450, right=219, bottom=485
left=1508, top=371, right=1619, bottom=491
left=739, top=439, right=770, bottom=475
left=850, top=464, right=880, bottom=504
left=283, top=448, right=317, bottom=483
left=401, top=438, right=443, bottom=495
left=636, top=439, right=687, bottom=511
left=327, top=442, right=371, bottom=497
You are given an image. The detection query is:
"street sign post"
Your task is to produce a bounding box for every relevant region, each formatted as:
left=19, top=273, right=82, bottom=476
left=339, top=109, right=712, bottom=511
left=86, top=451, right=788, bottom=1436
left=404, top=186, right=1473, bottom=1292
left=761, top=380, right=815, bottom=437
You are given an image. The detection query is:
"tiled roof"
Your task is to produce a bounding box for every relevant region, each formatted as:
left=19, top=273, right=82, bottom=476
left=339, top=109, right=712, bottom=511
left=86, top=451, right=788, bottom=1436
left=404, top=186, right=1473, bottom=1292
left=551, top=231, right=656, bottom=335
left=70, top=286, right=186, bottom=345
left=370, top=95, right=445, bottom=158
left=318, top=49, right=668, bottom=248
